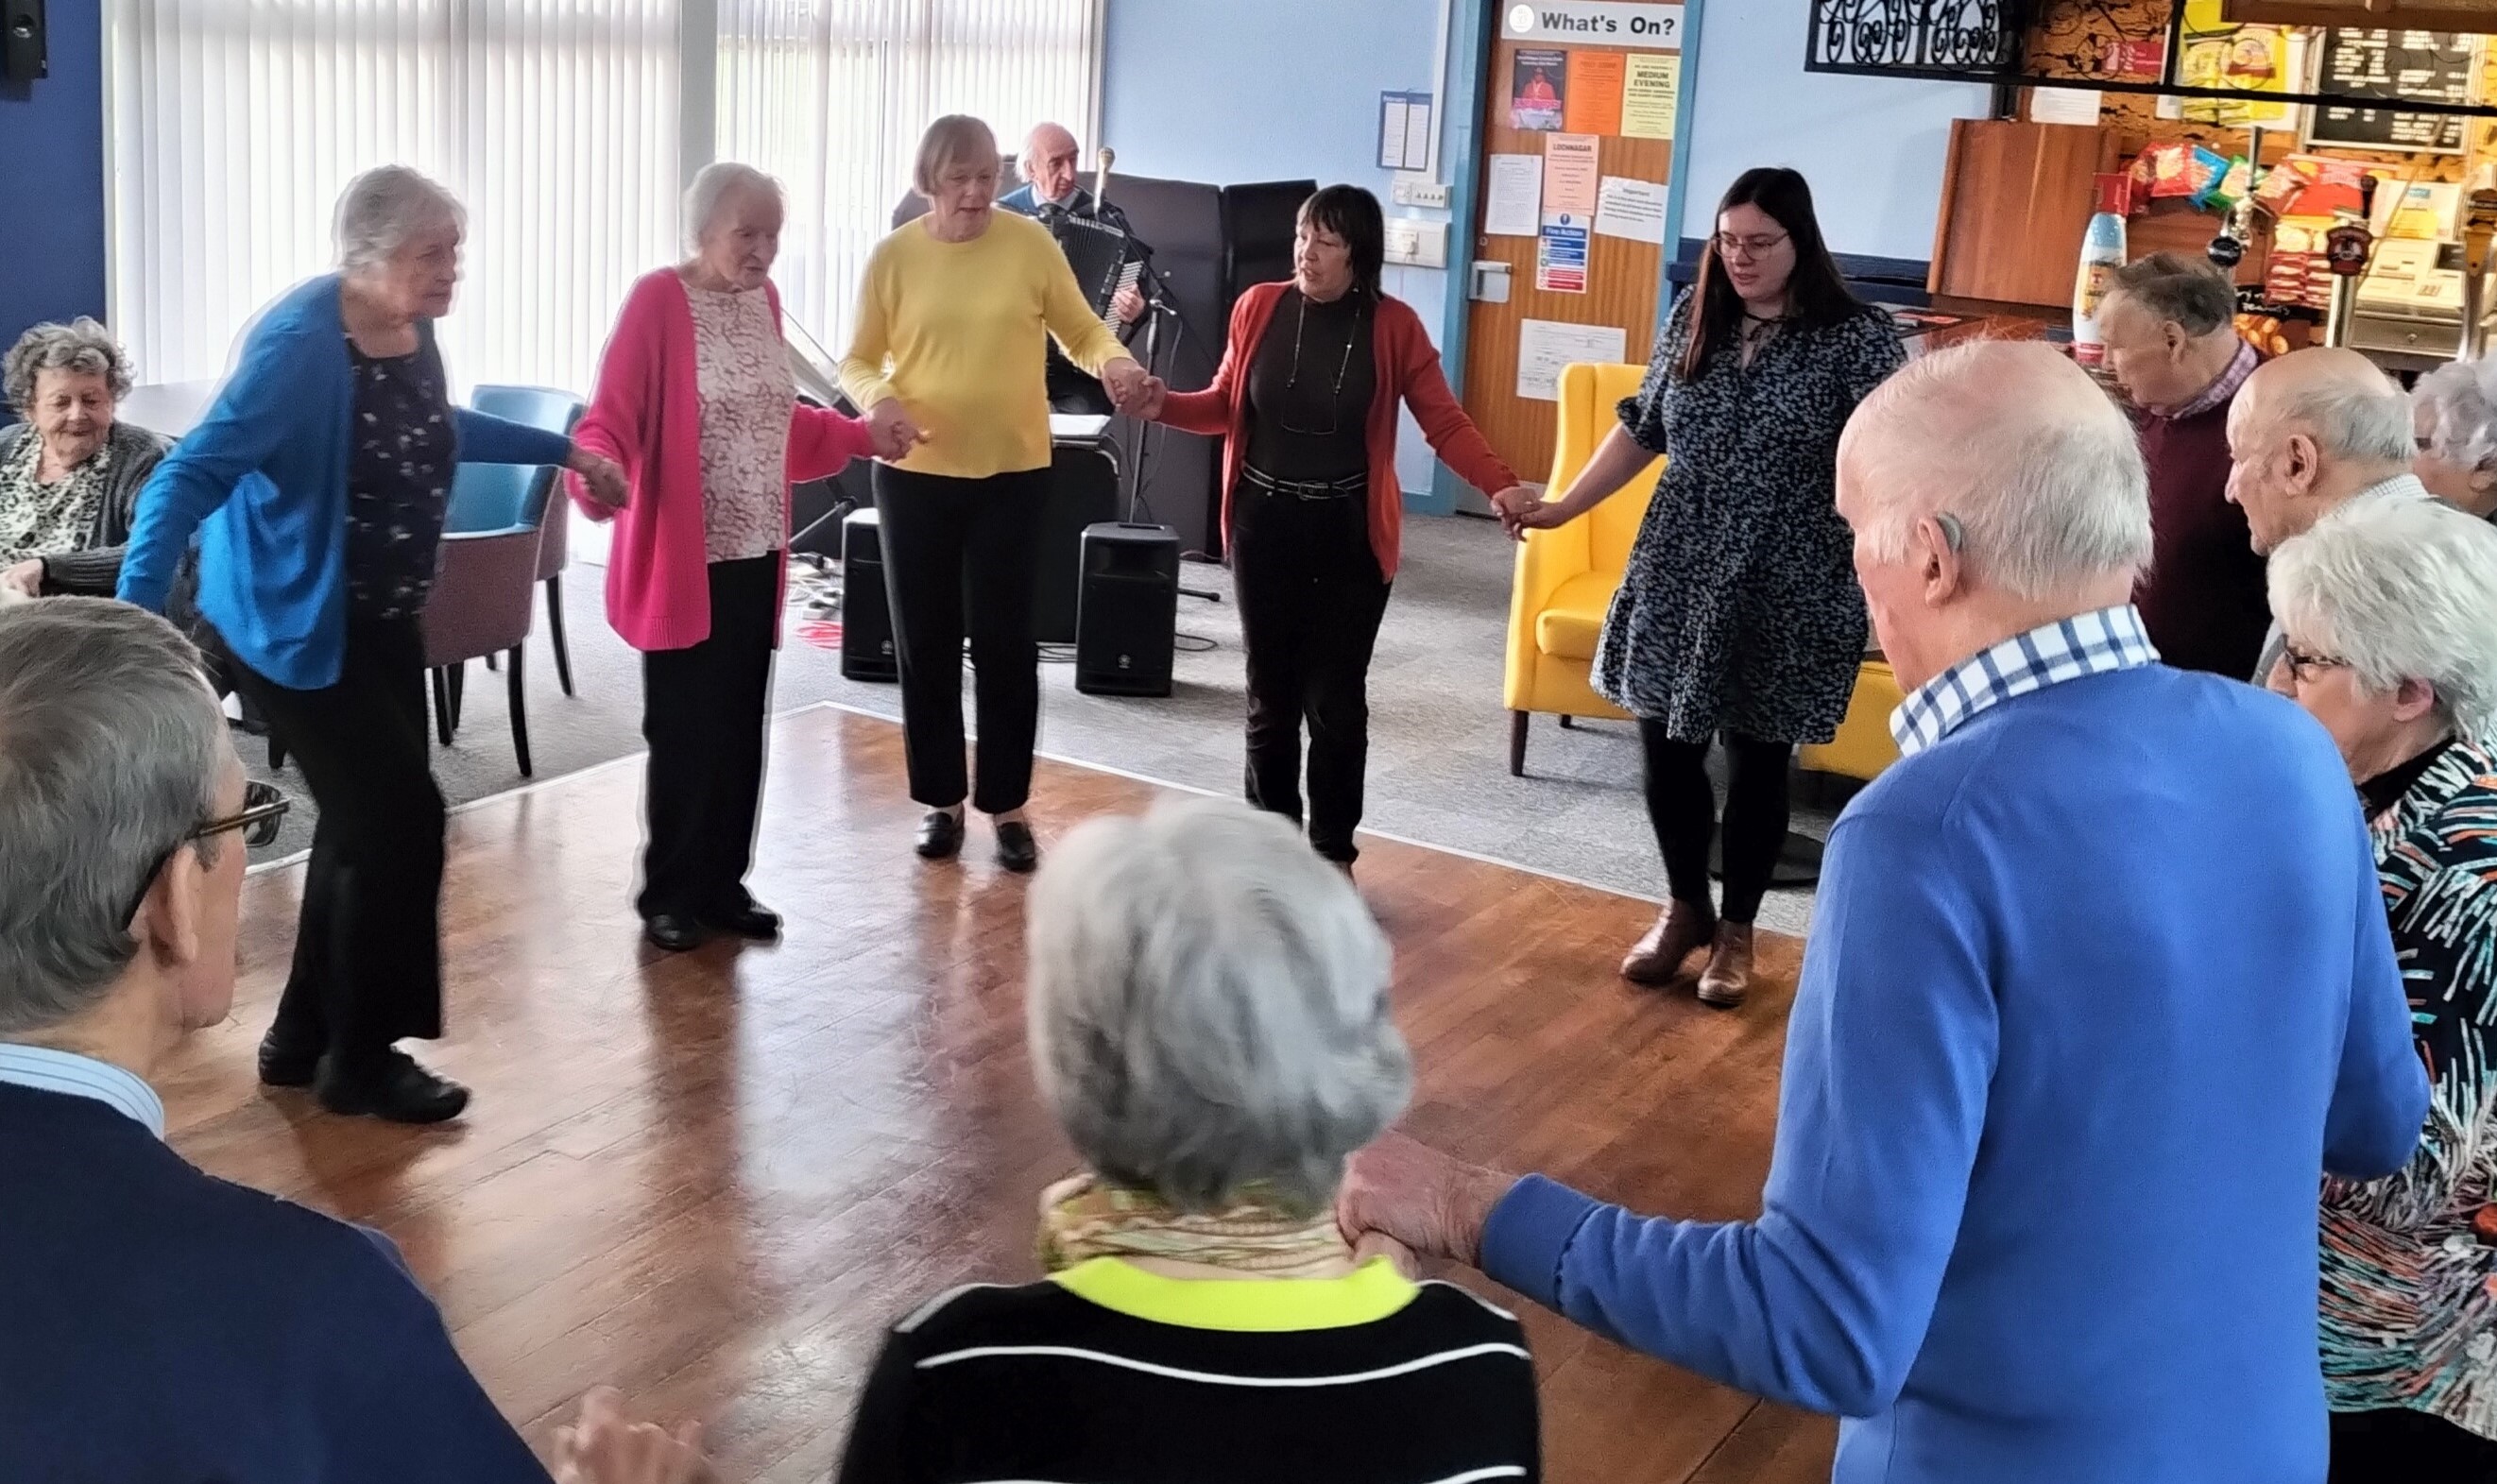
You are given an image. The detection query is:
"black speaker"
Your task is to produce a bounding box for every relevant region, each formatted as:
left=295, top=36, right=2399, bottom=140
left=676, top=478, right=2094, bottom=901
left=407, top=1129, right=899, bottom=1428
left=1075, top=522, right=1179, bottom=697
left=1036, top=436, right=1120, bottom=644
left=839, top=507, right=898, bottom=683
left=3, top=0, right=43, bottom=84
left=1218, top=180, right=1313, bottom=302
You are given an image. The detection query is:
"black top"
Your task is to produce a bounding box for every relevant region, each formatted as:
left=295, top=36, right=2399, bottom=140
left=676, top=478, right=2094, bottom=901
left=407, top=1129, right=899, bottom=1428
left=342, top=338, right=457, bottom=621
left=1245, top=287, right=1377, bottom=485
left=2359, top=736, right=2454, bottom=819
left=833, top=1268, right=1541, bottom=1483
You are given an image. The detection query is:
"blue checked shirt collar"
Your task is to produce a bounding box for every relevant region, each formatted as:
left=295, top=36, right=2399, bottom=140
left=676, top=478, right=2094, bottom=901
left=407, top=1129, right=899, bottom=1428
left=1890, top=606, right=2161, bottom=758
left=0, top=1043, right=166, bottom=1139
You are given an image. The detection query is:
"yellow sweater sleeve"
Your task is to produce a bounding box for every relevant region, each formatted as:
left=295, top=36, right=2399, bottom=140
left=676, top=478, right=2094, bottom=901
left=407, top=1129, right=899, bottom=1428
left=1038, top=243, right=1131, bottom=379
left=837, top=246, right=898, bottom=412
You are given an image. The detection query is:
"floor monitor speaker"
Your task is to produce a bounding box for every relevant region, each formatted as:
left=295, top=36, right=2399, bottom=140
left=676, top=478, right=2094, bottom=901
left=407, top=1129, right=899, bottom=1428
left=839, top=507, right=898, bottom=683
left=1074, top=522, right=1179, bottom=697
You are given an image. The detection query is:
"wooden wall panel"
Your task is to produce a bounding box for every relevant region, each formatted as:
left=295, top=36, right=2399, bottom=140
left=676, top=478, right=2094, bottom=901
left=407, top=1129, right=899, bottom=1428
left=1929, top=119, right=2124, bottom=308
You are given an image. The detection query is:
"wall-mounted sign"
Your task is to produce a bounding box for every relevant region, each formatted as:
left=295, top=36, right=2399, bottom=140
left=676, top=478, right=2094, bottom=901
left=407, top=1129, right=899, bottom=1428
left=1503, top=2, right=1684, bottom=52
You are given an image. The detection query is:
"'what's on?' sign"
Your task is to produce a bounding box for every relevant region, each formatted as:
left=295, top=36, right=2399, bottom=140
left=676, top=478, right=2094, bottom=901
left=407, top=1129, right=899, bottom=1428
left=1504, top=2, right=1683, bottom=50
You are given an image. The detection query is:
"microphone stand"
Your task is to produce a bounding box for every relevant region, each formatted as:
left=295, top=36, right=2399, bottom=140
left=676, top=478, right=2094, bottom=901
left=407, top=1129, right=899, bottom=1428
left=1120, top=244, right=1221, bottom=606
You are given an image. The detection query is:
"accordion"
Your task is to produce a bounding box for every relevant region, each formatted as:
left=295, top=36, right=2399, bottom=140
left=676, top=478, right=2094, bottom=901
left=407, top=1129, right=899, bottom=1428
left=1045, top=209, right=1142, bottom=319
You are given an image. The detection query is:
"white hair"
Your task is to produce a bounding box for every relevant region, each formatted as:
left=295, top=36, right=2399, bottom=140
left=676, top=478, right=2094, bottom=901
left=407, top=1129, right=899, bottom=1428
left=682, top=161, right=782, bottom=251
left=2266, top=369, right=2416, bottom=469
left=2268, top=493, right=2497, bottom=738
left=334, top=165, right=465, bottom=273
left=1843, top=339, right=2153, bottom=601
left=2415, top=357, right=2497, bottom=475
left=1023, top=796, right=1411, bottom=1215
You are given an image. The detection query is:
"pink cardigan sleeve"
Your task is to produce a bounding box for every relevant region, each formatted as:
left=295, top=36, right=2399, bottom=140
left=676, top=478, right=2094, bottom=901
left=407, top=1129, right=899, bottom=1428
left=566, top=273, right=674, bottom=523
left=770, top=284, right=875, bottom=484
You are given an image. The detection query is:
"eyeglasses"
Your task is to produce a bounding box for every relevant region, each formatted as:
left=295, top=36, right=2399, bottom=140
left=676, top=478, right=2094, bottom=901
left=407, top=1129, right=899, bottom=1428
left=2278, top=642, right=2352, bottom=687
left=119, top=780, right=292, bottom=927
left=1714, top=230, right=1790, bottom=261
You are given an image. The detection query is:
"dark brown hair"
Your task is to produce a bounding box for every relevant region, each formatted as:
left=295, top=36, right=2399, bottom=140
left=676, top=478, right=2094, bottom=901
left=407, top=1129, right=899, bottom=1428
left=1678, top=167, right=1861, bottom=383
left=1299, top=185, right=1385, bottom=299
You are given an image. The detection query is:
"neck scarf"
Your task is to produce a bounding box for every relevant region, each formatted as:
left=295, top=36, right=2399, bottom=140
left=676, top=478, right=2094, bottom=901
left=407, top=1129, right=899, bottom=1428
left=1037, top=1172, right=1353, bottom=1277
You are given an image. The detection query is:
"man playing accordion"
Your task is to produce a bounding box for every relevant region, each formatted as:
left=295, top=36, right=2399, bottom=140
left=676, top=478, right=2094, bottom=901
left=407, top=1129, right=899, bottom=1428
left=1000, top=122, right=1148, bottom=416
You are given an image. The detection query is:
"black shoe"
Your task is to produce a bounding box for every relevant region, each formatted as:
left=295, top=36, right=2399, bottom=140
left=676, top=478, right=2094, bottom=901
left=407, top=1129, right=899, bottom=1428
left=256, top=1031, right=320, bottom=1088
left=316, top=1051, right=470, bottom=1124
left=995, top=820, right=1040, bottom=875
left=916, top=809, right=966, bottom=860
left=703, top=901, right=782, bottom=942
left=643, top=913, right=708, bottom=952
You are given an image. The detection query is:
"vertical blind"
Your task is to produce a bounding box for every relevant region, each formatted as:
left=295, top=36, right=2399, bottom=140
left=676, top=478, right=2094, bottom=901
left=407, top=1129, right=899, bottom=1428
left=717, top=0, right=1103, bottom=355
left=105, top=0, right=1101, bottom=398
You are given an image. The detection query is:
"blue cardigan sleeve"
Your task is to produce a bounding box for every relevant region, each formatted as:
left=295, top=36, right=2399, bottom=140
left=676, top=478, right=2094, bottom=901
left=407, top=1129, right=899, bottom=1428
left=114, top=329, right=327, bottom=612
left=1479, top=808, right=1996, bottom=1418
left=453, top=408, right=573, bottom=468
left=2324, top=810, right=2433, bottom=1179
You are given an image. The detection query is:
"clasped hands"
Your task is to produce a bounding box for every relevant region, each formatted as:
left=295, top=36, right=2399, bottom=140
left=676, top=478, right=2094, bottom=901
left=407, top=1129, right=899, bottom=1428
left=1489, top=485, right=1573, bottom=540
left=1100, top=357, right=1166, bottom=421
left=566, top=444, right=630, bottom=511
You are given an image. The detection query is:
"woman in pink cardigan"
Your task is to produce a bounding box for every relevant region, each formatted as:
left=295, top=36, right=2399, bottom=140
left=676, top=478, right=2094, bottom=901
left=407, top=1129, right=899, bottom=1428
left=572, top=162, right=883, bottom=953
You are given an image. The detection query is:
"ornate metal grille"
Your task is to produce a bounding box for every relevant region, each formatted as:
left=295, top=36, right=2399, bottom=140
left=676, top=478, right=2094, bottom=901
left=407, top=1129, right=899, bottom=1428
left=1806, top=1, right=2028, bottom=81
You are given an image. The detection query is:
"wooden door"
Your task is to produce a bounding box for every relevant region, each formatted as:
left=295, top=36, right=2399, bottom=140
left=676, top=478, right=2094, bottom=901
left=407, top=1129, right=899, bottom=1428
left=1928, top=119, right=2122, bottom=308
left=1460, top=6, right=1684, bottom=486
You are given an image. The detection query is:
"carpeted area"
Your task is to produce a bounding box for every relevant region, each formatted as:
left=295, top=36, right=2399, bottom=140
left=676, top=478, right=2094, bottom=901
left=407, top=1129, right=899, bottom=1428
left=240, top=511, right=1836, bottom=935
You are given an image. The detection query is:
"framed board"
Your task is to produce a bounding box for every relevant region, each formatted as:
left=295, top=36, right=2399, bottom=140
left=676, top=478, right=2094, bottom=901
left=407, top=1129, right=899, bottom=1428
left=2301, top=27, right=2480, bottom=154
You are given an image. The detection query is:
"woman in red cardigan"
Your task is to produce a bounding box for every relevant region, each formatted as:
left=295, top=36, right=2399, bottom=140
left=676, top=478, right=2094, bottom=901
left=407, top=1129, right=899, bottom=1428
left=1140, top=186, right=1522, bottom=869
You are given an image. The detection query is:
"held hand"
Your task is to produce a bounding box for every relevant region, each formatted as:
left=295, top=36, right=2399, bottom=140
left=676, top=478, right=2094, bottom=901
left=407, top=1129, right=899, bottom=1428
left=1131, top=375, right=1169, bottom=423
left=1111, top=285, right=1147, bottom=326
left=1100, top=357, right=1151, bottom=416
left=567, top=447, right=630, bottom=510
left=1336, top=1130, right=1516, bottom=1271
left=552, top=1388, right=713, bottom=1484
left=868, top=399, right=931, bottom=462
left=0, top=559, right=42, bottom=602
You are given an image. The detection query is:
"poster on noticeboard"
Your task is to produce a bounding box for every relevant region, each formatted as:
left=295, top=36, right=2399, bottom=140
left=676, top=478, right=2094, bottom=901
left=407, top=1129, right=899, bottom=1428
left=1511, top=48, right=1567, bottom=130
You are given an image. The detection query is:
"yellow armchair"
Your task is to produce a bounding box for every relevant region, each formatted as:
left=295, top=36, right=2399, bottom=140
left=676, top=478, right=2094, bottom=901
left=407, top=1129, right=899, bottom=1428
left=1797, top=657, right=1905, bottom=782
left=1504, top=362, right=1658, bottom=775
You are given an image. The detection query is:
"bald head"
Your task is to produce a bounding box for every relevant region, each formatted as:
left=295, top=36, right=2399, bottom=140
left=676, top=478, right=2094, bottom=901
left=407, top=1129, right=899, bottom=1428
left=1022, top=122, right=1082, bottom=204
left=2226, top=348, right=2415, bottom=553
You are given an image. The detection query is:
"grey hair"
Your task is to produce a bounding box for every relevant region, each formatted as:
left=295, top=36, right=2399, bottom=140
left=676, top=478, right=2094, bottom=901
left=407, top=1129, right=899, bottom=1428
left=912, top=114, right=1001, bottom=198
left=4, top=317, right=133, bottom=417
left=2415, top=357, right=2497, bottom=475
left=0, top=599, right=228, bottom=1035
left=334, top=165, right=465, bottom=273
left=1845, top=339, right=2154, bottom=600
left=683, top=161, right=783, bottom=252
left=2264, top=367, right=2416, bottom=469
left=2105, top=251, right=2236, bottom=338
left=2268, top=494, right=2497, bottom=738
left=1024, top=797, right=1411, bottom=1214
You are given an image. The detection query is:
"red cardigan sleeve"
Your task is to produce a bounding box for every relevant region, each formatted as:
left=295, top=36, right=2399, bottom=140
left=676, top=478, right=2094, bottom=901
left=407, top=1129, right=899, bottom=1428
left=1389, top=299, right=1518, bottom=496
left=566, top=272, right=673, bottom=523
left=1158, top=288, right=1268, bottom=436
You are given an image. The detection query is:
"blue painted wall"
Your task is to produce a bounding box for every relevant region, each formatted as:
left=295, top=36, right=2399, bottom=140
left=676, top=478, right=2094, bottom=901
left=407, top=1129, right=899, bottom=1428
left=1103, top=0, right=1461, bottom=498
left=0, top=3, right=110, bottom=351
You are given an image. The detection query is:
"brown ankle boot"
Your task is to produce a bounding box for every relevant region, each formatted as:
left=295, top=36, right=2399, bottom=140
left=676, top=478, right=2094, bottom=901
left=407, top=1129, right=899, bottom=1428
left=1697, top=922, right=1756, bottom=1009
left=1621, top=899, right=1719, bottom=986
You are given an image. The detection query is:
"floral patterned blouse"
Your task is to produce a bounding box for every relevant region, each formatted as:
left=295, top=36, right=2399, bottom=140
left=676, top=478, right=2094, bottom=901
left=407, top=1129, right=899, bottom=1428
left=2321, top=734, right=2497, bottom=1441
left=0, top=427, right=114, bottom=567
left=687, top=282, right=796, bottom=564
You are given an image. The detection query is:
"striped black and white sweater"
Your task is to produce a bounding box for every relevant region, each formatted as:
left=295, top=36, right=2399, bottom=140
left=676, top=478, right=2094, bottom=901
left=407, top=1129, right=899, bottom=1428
left=832, top=1256, right=1541, bottom=1483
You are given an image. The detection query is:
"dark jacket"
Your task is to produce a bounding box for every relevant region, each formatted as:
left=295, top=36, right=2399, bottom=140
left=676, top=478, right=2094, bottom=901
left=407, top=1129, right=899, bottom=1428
left=0, top=418, right=172, bottom=594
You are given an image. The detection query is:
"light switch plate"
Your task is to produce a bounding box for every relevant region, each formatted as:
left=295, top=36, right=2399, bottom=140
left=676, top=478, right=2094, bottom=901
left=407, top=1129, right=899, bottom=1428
left=1383, top=217, right=1449, bottom=269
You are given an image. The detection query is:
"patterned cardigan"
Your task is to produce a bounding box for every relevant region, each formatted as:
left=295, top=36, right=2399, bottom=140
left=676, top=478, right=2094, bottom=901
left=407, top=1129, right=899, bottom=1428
left=2321, top=735, right=2497, bottom=1440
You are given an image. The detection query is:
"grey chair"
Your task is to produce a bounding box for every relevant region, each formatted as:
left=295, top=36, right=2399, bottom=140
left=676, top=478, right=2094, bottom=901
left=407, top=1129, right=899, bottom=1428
left=470, top=385, right=586, bottom=696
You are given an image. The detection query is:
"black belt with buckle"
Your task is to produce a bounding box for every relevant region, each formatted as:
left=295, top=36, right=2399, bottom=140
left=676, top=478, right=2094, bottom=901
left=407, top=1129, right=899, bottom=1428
left=1241, top=466, right=1367, bottom=502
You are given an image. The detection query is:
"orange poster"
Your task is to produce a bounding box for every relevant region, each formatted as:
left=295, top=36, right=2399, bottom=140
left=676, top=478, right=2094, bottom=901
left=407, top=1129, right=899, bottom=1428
left=1565, top=50, right=1625, bottom=136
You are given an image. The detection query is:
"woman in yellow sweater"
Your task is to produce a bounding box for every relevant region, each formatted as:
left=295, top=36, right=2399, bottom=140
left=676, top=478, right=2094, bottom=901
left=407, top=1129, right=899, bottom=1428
left=841, top=114, right=1148, bottom=873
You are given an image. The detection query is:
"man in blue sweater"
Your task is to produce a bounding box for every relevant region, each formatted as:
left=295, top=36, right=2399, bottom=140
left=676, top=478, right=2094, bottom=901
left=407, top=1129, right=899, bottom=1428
left=1341, top=342, right=2432, bottom=1483
left=0, top=599, right=699, bottom=1483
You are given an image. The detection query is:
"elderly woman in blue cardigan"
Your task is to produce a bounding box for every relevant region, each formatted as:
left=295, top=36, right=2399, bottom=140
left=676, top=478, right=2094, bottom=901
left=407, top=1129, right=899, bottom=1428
left=118, top=165, right=627, bottom=1125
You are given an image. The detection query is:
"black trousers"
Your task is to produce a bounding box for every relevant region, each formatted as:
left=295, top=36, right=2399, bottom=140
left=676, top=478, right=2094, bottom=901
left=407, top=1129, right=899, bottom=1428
left=2331, top=1407, right=2497, bottom=1482
left=873, top=465, right=1049, bottom=815
left=1230, top=484, right=1393, bottom=863
left=1641, top=726, right=1792, bottom=925
left=638, top=554, right=779, bottom=920
left=224, top=615, right=446, bottom=1072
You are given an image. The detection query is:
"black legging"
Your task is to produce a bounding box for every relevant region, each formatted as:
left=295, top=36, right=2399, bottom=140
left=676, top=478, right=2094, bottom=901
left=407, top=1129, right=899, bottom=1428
left=1640, top=725, right=1791, bottom=925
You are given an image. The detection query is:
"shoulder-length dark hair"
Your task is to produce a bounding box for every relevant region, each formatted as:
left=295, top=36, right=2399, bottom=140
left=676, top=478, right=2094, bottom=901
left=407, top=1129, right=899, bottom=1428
left=1300, top=185, right=1385, bottom=299
left=1678, top=167, right=1860, bottom=383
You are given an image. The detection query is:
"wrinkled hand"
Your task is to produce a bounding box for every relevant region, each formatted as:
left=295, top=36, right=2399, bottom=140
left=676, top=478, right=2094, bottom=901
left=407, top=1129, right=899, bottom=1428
left=553, top=1388, right=712, bottom=1484
left=0, top=559, right=42, bottom=602
left=869, top=399, right=931, bottom=462
left=568, top=447, right=630, bottom=510
left=1111, top=285, right=1147, bottom=326
left=1337, top=1130, right=1516, bottom=1271
left=1100, top=357, right=1152, bottom=417
left=1129, top=375, right=1169, bottom=422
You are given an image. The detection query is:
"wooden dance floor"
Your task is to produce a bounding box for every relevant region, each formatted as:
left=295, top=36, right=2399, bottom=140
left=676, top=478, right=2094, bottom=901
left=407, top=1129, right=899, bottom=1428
left=162, top=704, right=1835, bottom=1484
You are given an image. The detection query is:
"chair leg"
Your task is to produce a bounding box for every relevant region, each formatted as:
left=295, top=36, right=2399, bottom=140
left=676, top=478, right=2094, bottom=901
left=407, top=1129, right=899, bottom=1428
left=506, top=644, right=533, bottom=777
left=269, top=731, right=287, bottom=772
left=448, top=662, right=466, bottom=730
left=1558, top=714, right=1576, bottom=730
left=545, top=572, right=574, bottom=697
left=1509, top=710, right=1529, bottom=777
left=431, top=669, right=454, bottom=746
left=484, top=651, right=498, bottom=672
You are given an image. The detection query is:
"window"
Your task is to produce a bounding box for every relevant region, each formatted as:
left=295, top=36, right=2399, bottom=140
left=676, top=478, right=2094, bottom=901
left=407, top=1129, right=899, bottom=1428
left=106, top=0, right=1103, bottom=398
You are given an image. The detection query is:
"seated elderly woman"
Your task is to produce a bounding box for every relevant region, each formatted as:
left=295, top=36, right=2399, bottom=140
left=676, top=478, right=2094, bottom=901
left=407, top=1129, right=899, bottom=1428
left=0, top=318, right=171, bottom=602
left=831, top=797, right=1539, bottom=1483
left=2266, top=494, right=2497, bottom=1477
left=2413, top=355, right=2497, bottom=520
